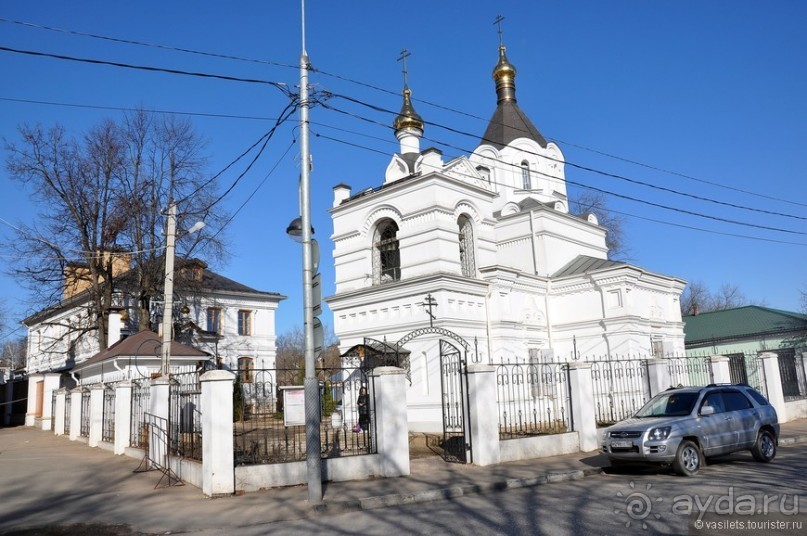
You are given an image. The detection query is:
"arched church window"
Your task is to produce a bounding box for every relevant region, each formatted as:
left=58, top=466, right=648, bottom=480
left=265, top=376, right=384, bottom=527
left=373, top=219, right=400, bottom=284
left=521, top=161, right=531, bottom=190
left=458, top=215, right=476, bottom=278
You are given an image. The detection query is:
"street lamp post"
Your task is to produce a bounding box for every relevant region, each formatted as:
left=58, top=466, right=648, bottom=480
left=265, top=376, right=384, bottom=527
left=297, top=0, right=322, bottom=504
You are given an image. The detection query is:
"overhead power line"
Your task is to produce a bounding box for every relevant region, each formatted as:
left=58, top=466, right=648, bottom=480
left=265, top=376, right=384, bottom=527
left=0, top=17, right=298, bottom=70
left=0, top=45, right=293, bottom=97
left=317, top=94, right=807, bottom=224
left=309, top=129, right=807, bottom=247
left=0, top=96, right=278, bottom=121
left=5, top=16, right=800, bottom=210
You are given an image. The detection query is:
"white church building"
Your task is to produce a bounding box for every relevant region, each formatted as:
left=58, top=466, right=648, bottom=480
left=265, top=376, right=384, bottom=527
left=326, top=41, right=686, bottom=431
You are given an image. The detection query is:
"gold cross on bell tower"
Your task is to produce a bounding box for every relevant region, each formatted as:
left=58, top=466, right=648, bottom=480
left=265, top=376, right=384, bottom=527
left=494, top=14, right=506, bottom=47
left=397, top=48, right=412, bottom=89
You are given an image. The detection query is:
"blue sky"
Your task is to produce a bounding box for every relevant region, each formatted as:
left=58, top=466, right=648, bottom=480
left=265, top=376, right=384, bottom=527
left=2, top=1, right=806, bottom=344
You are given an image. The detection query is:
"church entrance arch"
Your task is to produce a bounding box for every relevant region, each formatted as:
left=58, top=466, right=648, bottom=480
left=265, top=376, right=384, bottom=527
left=347, top=327, right=474, bottom=463
left=373, top=327, right=474, bottom=464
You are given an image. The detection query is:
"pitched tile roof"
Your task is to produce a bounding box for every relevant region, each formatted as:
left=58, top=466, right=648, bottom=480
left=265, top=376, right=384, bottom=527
left=683, top=305, right=807, bottom=345
left=72, top=330, right=209, bottom=372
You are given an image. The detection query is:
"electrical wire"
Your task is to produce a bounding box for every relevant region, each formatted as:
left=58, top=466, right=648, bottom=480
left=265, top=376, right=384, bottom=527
left=175, top=99, right=299, bottom=212
left=0, top=96, right=278, bottom=121
left=4, top=15, right=802, bottom=210
left=316, top=95, right=807, bottom=226
left=309, top=129, right=807, bottom=247
left=0, top=17, right=298, bottom=70
left=0, top=45, right=293, bottom=97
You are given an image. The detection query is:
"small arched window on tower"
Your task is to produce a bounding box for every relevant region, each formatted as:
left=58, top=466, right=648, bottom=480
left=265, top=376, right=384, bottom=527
left=458, top=215, right=476, bottom=278
left=521, top=161, right=531, bottom=190
left=373, top=219, right=401, bottom=284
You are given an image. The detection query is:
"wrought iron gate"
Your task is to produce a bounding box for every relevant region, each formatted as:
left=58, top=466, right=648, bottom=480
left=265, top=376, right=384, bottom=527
left=439, top=339, right=471, bottom=463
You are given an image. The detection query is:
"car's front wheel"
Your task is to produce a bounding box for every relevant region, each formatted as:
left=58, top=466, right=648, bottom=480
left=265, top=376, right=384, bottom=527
left=673, top=440, right=701, bottom=476
left=751, top=430, right=776, bottom=463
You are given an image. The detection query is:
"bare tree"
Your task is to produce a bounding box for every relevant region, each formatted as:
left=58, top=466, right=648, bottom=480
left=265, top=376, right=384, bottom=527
left=4, top=110, right=229, bottom=349
left=680, top=281, right=758, bottom=315
left=1, top=337, right=27, bottom=370
left=570, top=191, right=629, bottom=260
left=275, top=324, right=340, bottom=385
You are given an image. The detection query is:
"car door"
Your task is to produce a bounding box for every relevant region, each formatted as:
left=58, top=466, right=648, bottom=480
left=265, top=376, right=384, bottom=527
left=721, top=389, right=757, bottom=448
left=698, top=392, right=736, bottom=455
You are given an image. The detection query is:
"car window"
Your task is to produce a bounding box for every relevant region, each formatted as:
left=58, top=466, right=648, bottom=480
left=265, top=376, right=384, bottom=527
left=701, top=392, right=725, bottom=414
left=635, top=391, right=699, bottom=417
left=744, top=388, right=769, bottom=406
left=722, top=390, right=753, bottom=412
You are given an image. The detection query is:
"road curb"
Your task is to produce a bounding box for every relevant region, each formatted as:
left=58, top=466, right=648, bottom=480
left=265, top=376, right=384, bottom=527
left=313, top=467, right=604, bottom=514
left=779, top=434, right=807, bottom=446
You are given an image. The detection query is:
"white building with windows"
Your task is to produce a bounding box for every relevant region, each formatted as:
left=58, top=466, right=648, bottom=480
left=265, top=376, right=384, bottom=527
left=327, top=42, right=687, bottom=430
left=22, top=255, right=284, bottom=427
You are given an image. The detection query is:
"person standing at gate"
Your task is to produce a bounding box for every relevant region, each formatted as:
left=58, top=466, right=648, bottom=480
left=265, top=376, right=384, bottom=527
left=355, top=386, right=370, bottom=432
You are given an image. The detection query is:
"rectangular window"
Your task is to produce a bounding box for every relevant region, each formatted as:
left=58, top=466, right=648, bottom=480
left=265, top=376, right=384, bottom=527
left=238, top=310, right=252, bottom=336
left=238, top=357, right=254, bottom=383
left=206, top=308, right=221, bottom=334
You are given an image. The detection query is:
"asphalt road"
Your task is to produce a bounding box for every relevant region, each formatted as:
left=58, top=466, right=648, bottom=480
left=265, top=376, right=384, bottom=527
left=231, top=443, right=807, bottom=536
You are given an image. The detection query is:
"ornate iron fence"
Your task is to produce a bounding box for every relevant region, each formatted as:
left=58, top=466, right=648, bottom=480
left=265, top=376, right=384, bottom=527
left=233, top=367, right=376, bottom=465
left=779, top=350, right=807, bottom=401
left=130, top=380, right=151, bottom=449
left=169, top=371, right=202, bottom=461
left=79, top=389, right=91, bottom=438
left=494, top=359, right=571, bottom=439
left=64, top=391, right=72, bottom=433
left=587, top=357, right=651, bottom=426
left=665, top=355, right=713, bottom=387
left=744, top=353, right=767, bottom=397
left=101, top=385, right=115, bottom=443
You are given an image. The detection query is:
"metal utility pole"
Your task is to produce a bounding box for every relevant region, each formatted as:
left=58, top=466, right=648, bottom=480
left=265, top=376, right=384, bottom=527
left=299, top=0, right=322, bottom=504
left=161, top=202, right=178, bottom=377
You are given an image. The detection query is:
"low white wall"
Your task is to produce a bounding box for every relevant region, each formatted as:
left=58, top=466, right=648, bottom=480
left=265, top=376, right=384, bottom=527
left=784, top=399, right=807, bottom=421
left=235, top=454, right=382, bottom=493
left=498, top=432, right=579, bottom=463
left=169, top=456, right=203, bottom=489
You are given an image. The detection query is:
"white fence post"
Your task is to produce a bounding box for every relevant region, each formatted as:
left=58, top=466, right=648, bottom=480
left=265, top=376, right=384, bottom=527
left=759, top=352, right=787, bottom=422
left=369, top=366, right=410, bottom=477
left=40, top=373, right=61, bottom=431
left=89, top=384, right=105, bottom=447
left=201, top=370, right=235, bottom=496
left=53, top=388, right=66, bottom=436
left=149, top=377, right=171, bottom=469
left=709, top=355, right=731, bottom=384
left=465, top=364, right=500, bottom=466
left=69, top=389, right=82, bottom=440
left=114, top=381, right=133, bottom=455
left=646, top=359, right=671, bottom=396
left=568, top=362, right=598, bottom=452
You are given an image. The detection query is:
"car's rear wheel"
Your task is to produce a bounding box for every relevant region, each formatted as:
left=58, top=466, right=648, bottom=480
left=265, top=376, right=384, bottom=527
left=751, top=430, right=776, bottom=462
left=673, top=440, right=701, bottom=476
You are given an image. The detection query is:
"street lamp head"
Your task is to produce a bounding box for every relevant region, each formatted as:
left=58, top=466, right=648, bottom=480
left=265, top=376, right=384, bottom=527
left=186, top=221, right=206, bottom=235
left=286, top=216, right=314, bottom=243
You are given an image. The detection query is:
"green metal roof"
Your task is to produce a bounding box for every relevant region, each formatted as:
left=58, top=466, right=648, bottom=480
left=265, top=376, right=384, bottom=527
left=683, top=305, right=807, bottom=345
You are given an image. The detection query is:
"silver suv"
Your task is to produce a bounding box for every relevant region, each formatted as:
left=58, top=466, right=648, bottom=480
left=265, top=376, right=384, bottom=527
left=602, top=384, right=779, bottom=476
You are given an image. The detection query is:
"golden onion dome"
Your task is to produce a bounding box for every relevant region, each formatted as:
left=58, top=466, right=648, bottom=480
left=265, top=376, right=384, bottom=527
left=492, top=45, right=517, bottom=103
left=393, top=87, right=424, bottom=134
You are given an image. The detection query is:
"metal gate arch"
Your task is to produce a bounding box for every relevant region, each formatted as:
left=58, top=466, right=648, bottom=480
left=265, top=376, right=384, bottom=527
left=363, top=327, right=473, bottom=464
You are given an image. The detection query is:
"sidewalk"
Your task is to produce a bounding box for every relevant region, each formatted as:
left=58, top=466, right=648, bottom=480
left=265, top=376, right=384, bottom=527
left=1, top=420, right=806, bottom=535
